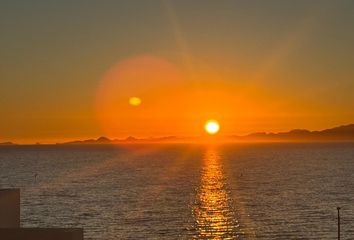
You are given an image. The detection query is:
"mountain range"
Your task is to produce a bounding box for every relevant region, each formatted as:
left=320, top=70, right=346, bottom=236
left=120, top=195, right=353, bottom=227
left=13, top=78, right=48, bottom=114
left=232, top=124, right=354, bottom=142
left=60, top=124, right=354, bottom=144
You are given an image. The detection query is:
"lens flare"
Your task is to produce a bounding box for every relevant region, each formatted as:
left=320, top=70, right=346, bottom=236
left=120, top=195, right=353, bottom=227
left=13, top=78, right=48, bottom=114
left=129, top=97, right=141, bottom=106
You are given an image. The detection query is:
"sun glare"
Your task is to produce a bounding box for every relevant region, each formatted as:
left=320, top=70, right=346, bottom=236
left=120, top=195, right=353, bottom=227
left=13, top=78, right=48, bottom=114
left=205, top=120, right=220, bottom=135
left=129, top=97, right=141, bottom=106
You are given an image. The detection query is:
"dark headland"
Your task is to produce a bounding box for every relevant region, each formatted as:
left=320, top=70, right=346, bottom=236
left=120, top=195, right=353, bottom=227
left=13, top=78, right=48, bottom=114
left=234, top=124, right=354, bottom=142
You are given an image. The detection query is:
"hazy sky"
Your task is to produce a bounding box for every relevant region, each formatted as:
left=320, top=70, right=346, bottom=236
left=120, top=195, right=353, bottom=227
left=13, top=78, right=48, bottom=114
left=1, top=1, right=354, bottom=143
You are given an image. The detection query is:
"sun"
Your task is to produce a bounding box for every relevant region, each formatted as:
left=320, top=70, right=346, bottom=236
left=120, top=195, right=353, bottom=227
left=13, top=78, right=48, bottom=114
left=205, top=120, right=220, bottom=135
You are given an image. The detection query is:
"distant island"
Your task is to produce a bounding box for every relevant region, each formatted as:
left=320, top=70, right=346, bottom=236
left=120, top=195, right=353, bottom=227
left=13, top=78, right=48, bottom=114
left=58, top=124, right=354, bottom=144
left=60, top=136, right=190, bottom=144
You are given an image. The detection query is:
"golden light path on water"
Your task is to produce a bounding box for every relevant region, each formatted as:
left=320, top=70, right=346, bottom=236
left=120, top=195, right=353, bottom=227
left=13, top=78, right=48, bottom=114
left=193, top=147, right=242, bottom=239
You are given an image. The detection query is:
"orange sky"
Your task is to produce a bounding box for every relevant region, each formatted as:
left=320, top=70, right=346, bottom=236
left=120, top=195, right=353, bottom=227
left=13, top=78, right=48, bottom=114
left=96, top=55, right=283, bottom=139
left=94, top=54, right=353, bottom=142
left=1, top=1, right=354, bottom=143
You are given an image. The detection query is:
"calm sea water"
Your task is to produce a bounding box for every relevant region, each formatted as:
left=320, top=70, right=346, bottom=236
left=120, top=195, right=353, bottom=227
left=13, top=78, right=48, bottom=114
left=0, top=143, right=353, bottom=239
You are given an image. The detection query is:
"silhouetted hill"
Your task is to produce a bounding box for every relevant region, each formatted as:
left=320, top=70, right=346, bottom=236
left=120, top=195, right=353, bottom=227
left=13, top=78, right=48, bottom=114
left=235, top=124, right=354, bottom=142
left=60, top=136, right=186, bottom=144
left=96, top=136, right=111, bottom=143
left=114, top=136, right=182, bottom=143
left=61, top=137, right=112, bottom=145
left=124, top=136, right=138, bottom=142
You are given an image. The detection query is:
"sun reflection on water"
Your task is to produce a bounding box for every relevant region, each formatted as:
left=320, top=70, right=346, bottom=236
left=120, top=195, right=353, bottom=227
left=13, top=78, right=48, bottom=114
left=192, top=147, right=242, bottom=239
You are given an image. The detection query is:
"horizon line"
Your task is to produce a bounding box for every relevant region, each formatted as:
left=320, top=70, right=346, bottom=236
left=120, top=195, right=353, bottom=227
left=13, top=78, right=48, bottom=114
left=1, top=123, right=353, bottom=145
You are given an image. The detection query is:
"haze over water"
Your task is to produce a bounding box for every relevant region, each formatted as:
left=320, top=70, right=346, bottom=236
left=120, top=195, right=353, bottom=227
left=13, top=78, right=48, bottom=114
left=1, top=143, right=353, bottom=239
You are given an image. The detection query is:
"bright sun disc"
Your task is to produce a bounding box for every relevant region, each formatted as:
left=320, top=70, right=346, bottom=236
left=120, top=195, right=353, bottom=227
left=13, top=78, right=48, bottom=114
left=205, top=120, right=220, bottom=135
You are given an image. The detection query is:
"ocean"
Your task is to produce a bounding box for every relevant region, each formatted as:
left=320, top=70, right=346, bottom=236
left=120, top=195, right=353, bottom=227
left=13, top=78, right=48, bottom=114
left=0, top=143, right=353, bottom=239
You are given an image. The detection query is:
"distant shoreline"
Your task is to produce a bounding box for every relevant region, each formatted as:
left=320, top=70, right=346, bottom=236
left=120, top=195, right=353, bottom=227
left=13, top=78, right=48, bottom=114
left=2, top=123, right=354, bottom=145
left=1, top=140, right=354, bottom=147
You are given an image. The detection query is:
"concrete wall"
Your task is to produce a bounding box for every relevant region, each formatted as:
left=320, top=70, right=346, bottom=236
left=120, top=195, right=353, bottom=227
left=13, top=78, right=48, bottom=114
left=0, top=189, right=20, bottom=228
left=0, top=228, right=83, bottom=240
left=0, top=189, right=84, bottom=239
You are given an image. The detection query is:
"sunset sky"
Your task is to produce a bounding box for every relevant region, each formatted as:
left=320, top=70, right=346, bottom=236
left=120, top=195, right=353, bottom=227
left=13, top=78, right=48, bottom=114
left=1, top=1, right=354, bottom=143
